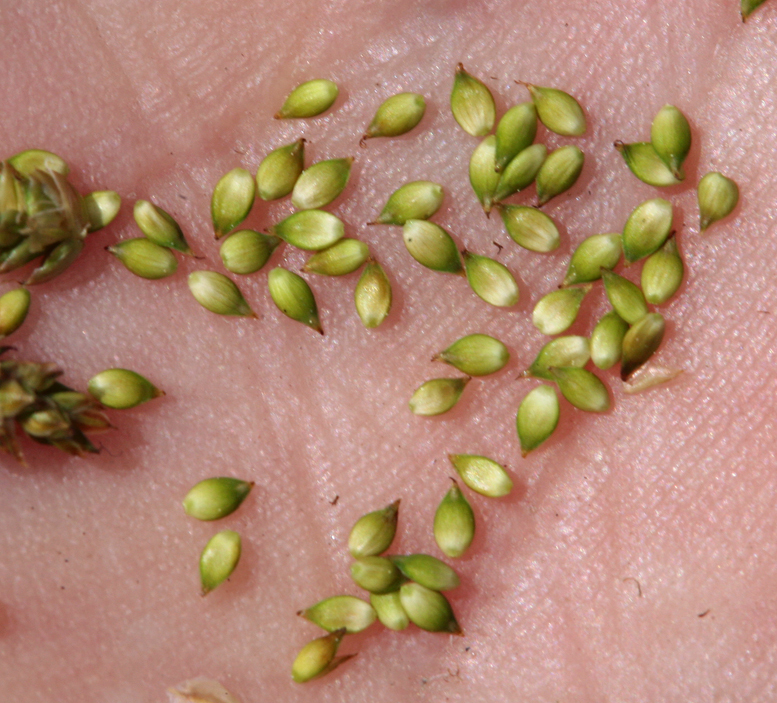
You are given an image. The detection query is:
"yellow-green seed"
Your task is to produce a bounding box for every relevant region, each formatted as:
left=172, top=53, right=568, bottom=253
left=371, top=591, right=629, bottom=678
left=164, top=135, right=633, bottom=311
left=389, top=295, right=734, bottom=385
left=0, top=287, right=30, bottom=338
left=621, top=312, right=665, bottom=380
left=390, top=554, right=460, bottom=591
left=354, top=259, right=392, bottom=328
left=291, top=629, right=352, bottom=684
left=590, top=310, right=629, bottom=370
left=299, top=595, right=377, bottom=634
left=434, top=333, right=509, bottom=377
left=291, top=157, right=353, bottom=210
left=623, top=365, right=683, bottom=394
left=87, top=368, right=164, bottom=409
left=650, top=104, right=691, bottom=180
left=370, top=591, right=409, bottom=631
left=268, top=267, right=322, bottom=334
left=641, top=236, right=684, bottom=305
left=8, top=149, right=69, bottom=176
left=742, top=0, right=769, bottom=20
left=276, top=79, right=339, bottom=119
left=182, top=477, right=254, bottom=521
left=550, top=367, right=611, bottom=413
left=448, top=454, right=512, bottom=498
left=350, top=556, right=403, bottom=594
left=601, top=270, right=648, bottom=325
left=211, top=168, right=256, bottom=239
left=524, top=83, right=586, bottom=136
left=622, top=198, right=674, bottom=263
left=532, top=286, right=590, bottom=336
left=256, top=138, right=305, bottom=201
left=21, top=407, right=69, bottom=438
left=269, top=209, right=344, bottom=251
left=525, top=335, right=590, bottom=380
left=84, top=190, right=121, bottom=232
left=371, top=181, right=444, bottom=225
left=409, top=377, right=469, bottom=416
left=614, top=141, right=680, bottom=187
left=402, top=220, right=462, bottom=273
left=305, top=239, right=369, bottom=276
left=133, top=200, right=193, bottom=255
left=493, top=143, right=547, bottom=203
left=362, top=92, right=426, bottom=141
left=433, top=480, right=475, bottom=558
left=516, top=384, right=560, bottom=456
left=495, top=102, right=538, bottom=172
left=698, top=172, right=739, bottom=231
left=219, top=229, right=280, bottom=275
left=497, top=204, right=560, bottom=253
left=200, top=530, right=241, bottom=596
left=469, top=136, right=500, bottom=214
left=450, top=63, right=496, bottom=137
left=107, top=238, right=178, bottom=279
left=399, top=582, right=461, bottom=634
left=563, top=233, right=622, bottom=286
left=188, top=270, right=256, bottom=317
left=462, top=251, right=519, bottom=307
left=535, top=145, right=584, bottom=206
left=348, top=499, right=400, bottom=558
left=25, top=238, right=85, bottom=286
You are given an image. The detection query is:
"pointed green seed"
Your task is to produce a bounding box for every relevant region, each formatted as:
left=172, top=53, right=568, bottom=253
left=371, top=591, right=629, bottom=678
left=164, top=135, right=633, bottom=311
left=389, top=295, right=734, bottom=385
left=495, top=102, right=538, bottom=172
left=348, top=499, right=400, bottom=558
left=291, top=157, right=353, bottom=210
left=269, top=210, right=344, bottom=251
left=651, top=105, right=691, bottom=180
left=551, top=367, right=610, bottom=413
left=463, top=251, right=519, bottom=307
left=25, top=239, right=85, bottom=286
left=304, top=238, right=369, bottom=276
left=493, top=143, right=546, bottom=203
left=434, top=480, right=475, bottom=558
left=590, top=310, right=629, bottom=370
left=402, top=220, right=462, bottom=273
left=435, top=334, right=509, bottom=377
left=211, top=168, right=256, bottom=239
left=370, top=591, right=409, bottom=631
left=0, top=287, right=30, bottom=338
left=299, top=595, right=376, bottom=634
left=469, top=136, right=500, bottom=214
left=525, top=335, right=590, bottom=380
left=276, top=79, right=338, bottom=119
left=256, top=138, right=305, bottom=201
left=291, top=629, right=352, bottom=684
left=409, top=377, right=469, bottom=416
left=188, top=271, right=256, bottom=317
left=390, top=554, right=460, bottom=591
left=450, top=64, right=495, bottom=137
left=363, top=92, right=426, bottom=141
left=354, top=259, right=392, bottom=328
left=698, top=172, right=739, bottom=231
left=614, top=141, right=680, bottom=187
left=497, top=204, right=560, bottom=253
left=517, top=384, right=560, bottom=456
left=88, top=368, right=163, bottom=409
left=200, top=530, right=241, bottom=595
left=133, top=200, right=192, bottom=255
left=84, top=191, right=121, bottom=232
left=563, top=233, right=622, bottom=286
left=601, top=270, right=648, bottom=325
left=532, top=286, right=590, bottom=336
left=448, top=453, right=512, bottom=498
left=641, top=236, right=684, bottom=305
left=372, top=181, right=444, bottom=225
left=350, top=556, right=403, bottom=594
left=108, top=238, right=178, bottom=279
left=182, top=477, right=254, bottom=521
left=622, top=198, right=674, bottom=263
left=621, top=312, right=666, bottom=380
left=399, top=582, right=461, bottom=634
left=268, top=267, right=322, bottom=334
left=220, top=229, right=280, bottom=275
left=8, top=149, right=69, bottom=176
left=536, top=145, right=584, bottom=206
left=742, top=0, right=769, bottom=20
left=525, top=83, right=586, bottom=136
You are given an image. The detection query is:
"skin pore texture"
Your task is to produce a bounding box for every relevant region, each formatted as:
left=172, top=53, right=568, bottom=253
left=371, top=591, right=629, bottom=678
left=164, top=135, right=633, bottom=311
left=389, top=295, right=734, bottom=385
left=2, top=0, right=777, bottom=701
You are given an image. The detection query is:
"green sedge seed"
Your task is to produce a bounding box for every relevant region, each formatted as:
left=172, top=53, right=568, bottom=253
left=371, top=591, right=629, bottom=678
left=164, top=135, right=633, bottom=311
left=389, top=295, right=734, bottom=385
left=0, top=287, right=30, bottom=338
left=362, top=92, right=426, bottom=142
left=614, top=141, right=680, bottom=187
left=535, top=145, right=584, bottom=206
left=20, top=408, right=70, bottom=439
left=348, top=499, right=400, bottom=558
left=371, top=181, right=444, bottom=225
left=621, top=312, right=666, bottom=381
left=107, top=238, right=178, bottom=279
left=200, top=530, right=241, bottom=595
left=276, top=79, right=338, bottom=119
left=448, top=453, right=512, bottom=498
left=268, top=267, right=322, bottom=334
left=641, top=236, right=684, bottom=305
left=8, top=149, right=69, bottom=176
left=469, top=136, right=500, bottom=214
left=25, top=239, right=85, bottom=286
left=551, top=367, right=611, bottom=413
left=495, top=102, right=538, bottom=173
left=291, top=629, right=352, bottom=684
left=399, top=582, right=461, bottom=634
left=517, top=384, right=560, bottom=456
left=563, top=233, right=622, bottom=286
left=350, top=556, right=403, bottom=594
left=622, top=198, right=674, bottom=263
left=525, top=335, right=590, bottom=380
left=269, top=209, right=344, bottom=251
left=434, top=333, right=509, bottom=377
left=742, top=0, right=769, bottom=20
left=524, top=83, right=586, bottom=136
left=211, top=168, right=255, bottom=239
left=304, top=238, right=369, bottom=276
left=698, top=172, right=739, bottom=231
left=299, top=595, right=376, bottom=634
left=601, top=270, right=648, bottom=325
left=402, top=220, right=462, bottom=273
left=370, top=592, right=409, bottom=631
left=493, top=143, right=547, bottom=203
left=256, top=138, right=306, bottom=201
left=462, top=251, right=519, bottom=308
left=87, top=368, right=163, bottom=409
left=83, top=190, right=121, bottom=232
left=434, top=480, right=475, bottom=558
left=590, top=310, right=629, bottom=370
left=409, top=377, right=469, bottom=416
left=0, top=239, right=36, bottom=275
left=133, top=200, right=192, bottom=254
left=623, top=365, right=683, bottom=394
left=291, top=157, right=353, bottom=210
left=188, top=270, right=256, bottom=317
left=450, top=63, right=495, bottom=137
left=182, top=477, right=253, bottom=521
left=219, top=229, right=280, bottom=275
left=354, top=259, right=392, bottom=328
left=651, top=104, right=691, bottom=180
left=497, top=204, right=560, bottom=253
left=532, top=286, right=590, bottom=336
left=390, top=554, right=460, bottom=591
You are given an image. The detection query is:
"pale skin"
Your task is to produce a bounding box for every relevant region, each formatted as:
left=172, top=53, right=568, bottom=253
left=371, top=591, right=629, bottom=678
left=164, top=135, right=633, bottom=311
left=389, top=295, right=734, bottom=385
left=1, top=1, right=776, bottom=701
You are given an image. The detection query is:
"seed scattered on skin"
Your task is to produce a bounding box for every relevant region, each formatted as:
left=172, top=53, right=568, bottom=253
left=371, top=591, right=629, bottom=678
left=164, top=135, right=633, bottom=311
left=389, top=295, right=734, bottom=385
left=348, top=499, right=400, bottom=558
left=269, top=209, right=345, bottom=251
left=0, top=287, right=30, bottom=338
left=525, top=335, right=590, bottom=380
left=350, top=556, right=403, bottom=594
left=523, top=83, right=586, bottom=136
left=650, top=104, right=691, bottom=180
left=497, top=204, right=560, bottom=253
left=276, top=79, right=339, bottom=119
left=188, top=271, right=256, bottom=318
left=402, top=220, right=462, bottom=274
left=551, top=367, right=611, bottom=413
left=742, top=0, right=769, bottom=20
left=516, top=383, right=560, bottom=456
left=83, top=190, right=121, bottom=232
left=390, top=554, right=460, bottom=591
left=621, top=312, right=666, bottom=380
left=469, top=135, right=500, bottom=214
left=167, top=677, right=241, bottom=703
left=409, top=377, right=469, bottom=416
left=448, top=453, right=512, bottom=498
left=371, top=181, right=444, bottom=225
left=434, top=480, right=475, bottom=558
left=462, top=251, right=520, bottom=307
left=291, top=157, right=353, bottom=210
left=256, top=138, right=306, bottom=201
left=563, top=233, right=622, bottom=286
left=211, top=168, right=256, bottom=240
left=299, top=595, right=377, bottom=634
left=87, top=368, right=164, bottom=409
left=641, top=235, right=684, bottom=305
left=370, top=591, right=409, bottom=631
left=220, top=229, right=280, bottom=275
left=304, top=238, right=369, bottom=276
left=614, top=141, right=680, bottom=187
left=354, top=258, right=392, bottom=328
left=495, top=102, right=538, bottom=173
left=268, top=267, right=323, bottom=334
left=622, top=198, right=674, bottom=264
left=623, top=365, right=683, bottom=394
left=399, top=582, right=461, bottom=634
left=450, top=64, right=496, bottom=137
left=8, top=149, right=69, bottom=176
left=601, top=270, right=648, bottom=325
left=26, top=238, right=85, bottom=285
left=200, top=529, right=242, bottom=596
left=532, top=286, right=591, bottom=336
left=362, top=92, right=426, bottom=143
left=590, top=310, right=629, bottom=370
left=535, top=145, right=585, bottom=206
left=182, top=477, right=254, bottom=521
left=434, top=334, right=509, bottom=377
left=493, top=143, right=547, bottom=203
left=133, top=200, right=193, bottom=255
left=698, top=172, right=739, bottom=231
left=291, top=628, right=353, bottom=684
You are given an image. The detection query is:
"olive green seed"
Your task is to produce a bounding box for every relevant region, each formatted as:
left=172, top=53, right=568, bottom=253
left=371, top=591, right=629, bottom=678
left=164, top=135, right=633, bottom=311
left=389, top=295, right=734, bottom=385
left=25, top=239, right=85, bottom=286
left=291, top=629, right=352, bottom=684
left=84, top=190, right=121, bottom=232
left=614, top=141, right=680, bottom=187
left=362, top=92, right=426, bottom=142
left=299, top=595, right=377, bottom=634
left=450, top=63, right=496, bottom=137
left=650, top=104, right=691, bottom=180
left=304, top=238, right=369, bottom=276
left=525, top=335, right=590, bottom=380
left=350, top=556, right=403, bottom=594
left=493, top=143, right=547, bottom=203
left=622, top=198, right=674, bottom=263
left=434, top=333, right=509, bottom=376
left=524, top=83, right=586, bottom=136
left=532, top=286, right=590, bottom=336
left=354, top=259, right=392, bottom=328
left=590, top=310, right=629, bottom=370
left=399, top=582, right=461, bottom=634
left=434, top=480, right=475, bottom=558
left=21, top=408, right=70, bottom=438
left=469, top=135, right=500, bottom=214
left=200, top=529, right=241, bottom=596
left=188, top=270, right=256, bottom=317
left=348, top=499, right=400, bottom=558
left=601, top=270, right=648, bottom=325
left=220, top=229, right=280, bottom=275
left=409, top=377, right=469, bottom=416
left=88, top=368, right=163, bottom=409
left=495, top=102, right=538, bottom=172
left=269, top=209, right=345, bottom=251
left=182, top=477, right=254, bottom=521
left=8, top=149, right=69, bottom=176
left=448, top=453, right=512, bottom=498
left=462, top=251, right=519, bottom=307
left=497, top=204, right=560, bottom=253
left=267, top=267, right=322, bottom=334
left=623, top=365, right=683, bottom=394
left=550, top=367, right=611, bottom=413
left=516, top=384, right=560, bottom=456
left=742, top=0, right=769, bottom=20
left=371, top=181, right=444, bottom=225
left=402, top=220, right=462, bottom=273
left=0, top=239, right=36, bottom=275
left=563, top=233, right=622, bottom=286
left=0, top=287, right=30, bottom=338
left=621, top=312, right=666, bottom=380
left=641, top=236, right=684, bottom=305
left=256, top=138, right=306, bottom=201
left=107, top=238, right=178, bottom=279
left=133, top=199, right=192, bottom=254
left=390, top=554, right=460, bottom=591
left=370, top=591, right=409, bottom=631
left=276, top=79, right=339, bottom=119
left=535, top=145, right=584, bottom=206
left=698, top=172, right=739, bottom=231
left=211, top=168, right=256, bottom=239
left=291, top=157, right=353, bottom=210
